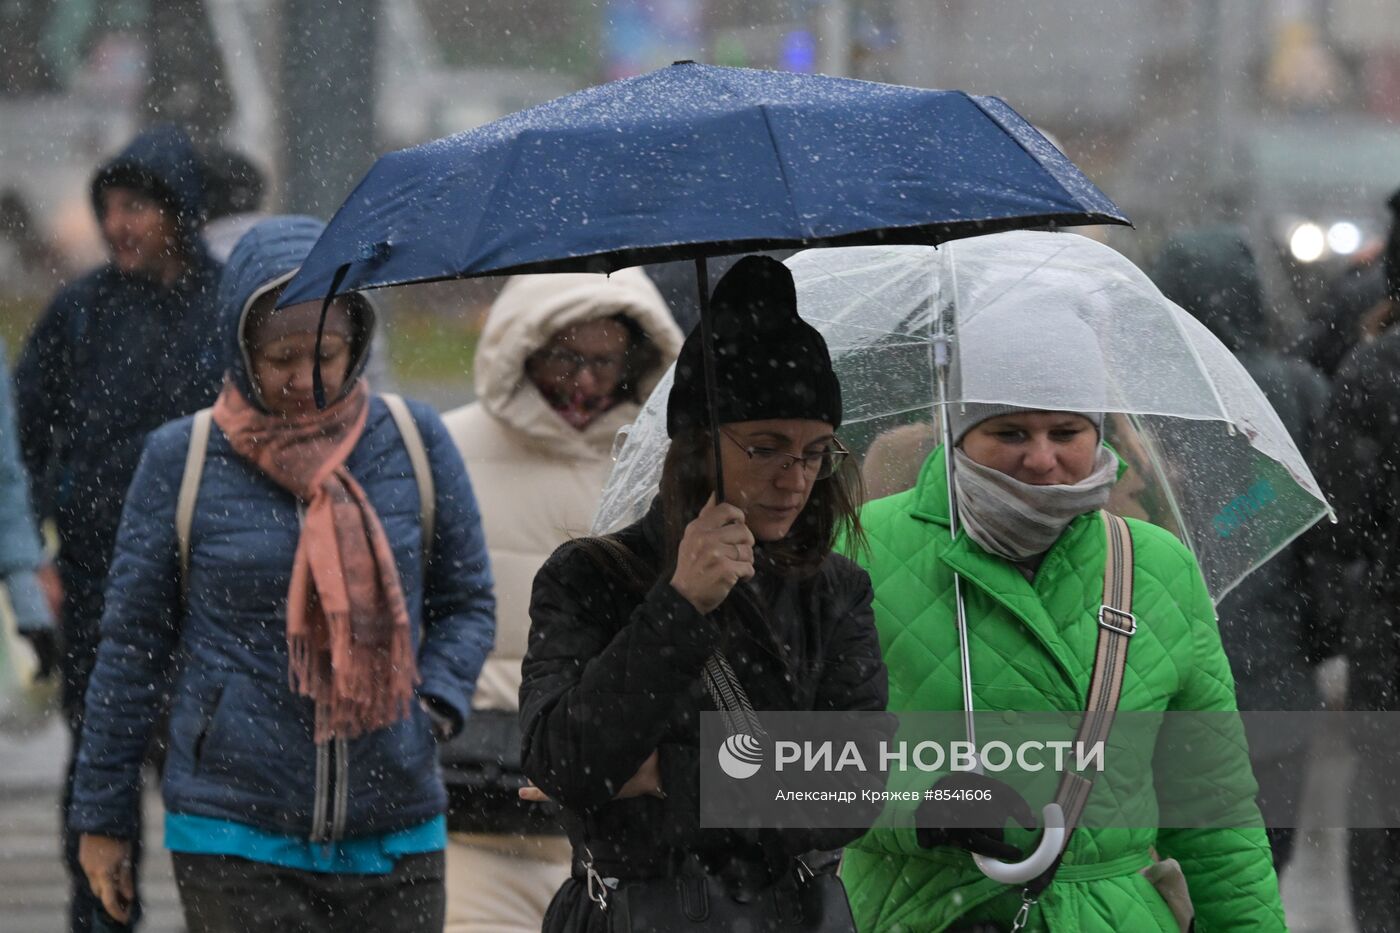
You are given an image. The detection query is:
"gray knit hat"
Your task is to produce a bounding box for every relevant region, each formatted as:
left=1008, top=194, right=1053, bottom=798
left=948, top=304, right=1108, bottom=445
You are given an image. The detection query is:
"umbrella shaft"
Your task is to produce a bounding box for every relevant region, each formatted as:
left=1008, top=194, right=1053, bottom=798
left=953, top=572, right=978, bottom=751
left=695, top=257, right=726, bottom=503
left=936, top=327, right=978, bottom=753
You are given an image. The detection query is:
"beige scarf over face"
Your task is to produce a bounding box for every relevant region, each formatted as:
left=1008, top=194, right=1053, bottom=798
left=952, top=446, right=1118, bottom=562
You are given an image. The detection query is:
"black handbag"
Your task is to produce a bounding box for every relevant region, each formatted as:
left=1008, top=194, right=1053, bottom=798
left=440, top=708, right=565, bottom=835
left=578, top=535, right=857, bottom=933
left=604, top=855, right=854, bottom=933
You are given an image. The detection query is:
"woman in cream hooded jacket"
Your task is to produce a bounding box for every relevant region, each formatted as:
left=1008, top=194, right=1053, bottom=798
left=440, top=268, right=681, bottom=932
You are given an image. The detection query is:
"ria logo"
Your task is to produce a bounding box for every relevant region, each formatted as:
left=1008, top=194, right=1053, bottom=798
left=718, top=733, right=764, bottom=780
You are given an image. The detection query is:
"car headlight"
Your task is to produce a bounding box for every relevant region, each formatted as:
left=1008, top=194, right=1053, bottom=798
left=1290, top=223, right=1327, bottom=263
left=1327, top=221, right=1362, bottom=256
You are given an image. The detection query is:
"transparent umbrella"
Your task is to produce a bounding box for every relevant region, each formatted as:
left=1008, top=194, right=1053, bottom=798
left=594, top=230, right=1332, bottom=604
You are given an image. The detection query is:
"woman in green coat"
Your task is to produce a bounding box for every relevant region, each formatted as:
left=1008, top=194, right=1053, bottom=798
left=842, top=313, right=1286, bottom=932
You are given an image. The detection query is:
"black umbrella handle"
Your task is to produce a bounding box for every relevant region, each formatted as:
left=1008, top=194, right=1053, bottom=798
left=312, top=264, right=351, bottom=410
left=696, top=257, right=726, bottom=503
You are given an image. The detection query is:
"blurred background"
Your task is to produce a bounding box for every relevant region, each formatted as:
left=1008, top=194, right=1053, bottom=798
left=2, top=0, right=1399, bottom=387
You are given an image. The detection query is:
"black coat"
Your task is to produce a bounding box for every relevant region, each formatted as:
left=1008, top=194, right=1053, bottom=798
left=16, top=255, right=223, bottom=708
left=16, top=128, right=224, bottom=712
left=520, top=502, right=888, bottom=926
left=1315, top=328, right=1400, bottom=711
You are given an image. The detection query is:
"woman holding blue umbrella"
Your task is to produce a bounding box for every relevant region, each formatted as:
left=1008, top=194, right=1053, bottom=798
left=519, top=256, right=889, bottom=932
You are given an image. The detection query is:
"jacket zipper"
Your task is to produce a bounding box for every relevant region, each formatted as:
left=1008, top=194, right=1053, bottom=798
left=295, top=506, right=350, bottom=845
left=332, top=736, right=349, bottom=841
left=311, top=739, right=330, bottom=842
left=310, top=738, right=350, bottom=844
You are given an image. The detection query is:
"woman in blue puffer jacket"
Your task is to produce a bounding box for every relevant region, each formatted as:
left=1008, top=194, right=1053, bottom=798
left=67, top=215, right=496, bottom=932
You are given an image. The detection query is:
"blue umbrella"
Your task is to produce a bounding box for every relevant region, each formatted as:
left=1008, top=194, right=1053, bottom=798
left=282, top=62, right=1125, bottom=305
left=280, top=62, right=1128, bottom=501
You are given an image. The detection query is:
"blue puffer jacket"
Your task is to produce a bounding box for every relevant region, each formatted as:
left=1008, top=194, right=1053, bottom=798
left=69, top=217, right=496, bottom=841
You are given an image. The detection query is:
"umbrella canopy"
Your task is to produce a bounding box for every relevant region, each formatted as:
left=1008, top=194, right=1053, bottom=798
left=279, top=62, right=1127, bottom=307
left=593, top=232, right=1331, bottom=602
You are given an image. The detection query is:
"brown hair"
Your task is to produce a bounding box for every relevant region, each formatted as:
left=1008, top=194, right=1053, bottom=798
left=657, top=426, right=867, bottom=576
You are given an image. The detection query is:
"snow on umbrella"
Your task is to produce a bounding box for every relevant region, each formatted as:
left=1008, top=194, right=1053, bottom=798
left=594, top=231, right=1330, bottom=604
left=277, top=61, right=1128, bottom=498
left=280, top=62, right=1126, bottom=305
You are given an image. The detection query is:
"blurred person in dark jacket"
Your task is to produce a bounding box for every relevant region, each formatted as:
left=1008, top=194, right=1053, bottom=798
left=15, top=123, right=224, bottom=932
left=1311, top=202, right=1400, bottom=930
left=199, top=146, right=267, bottom=263
left=1152, top=226, right=1333, bottom=871
left=1295, top=187, right=1400, bottom=376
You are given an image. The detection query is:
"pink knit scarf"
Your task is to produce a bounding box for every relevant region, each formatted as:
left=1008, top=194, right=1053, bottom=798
left=212, top=378, right=417, bottom=742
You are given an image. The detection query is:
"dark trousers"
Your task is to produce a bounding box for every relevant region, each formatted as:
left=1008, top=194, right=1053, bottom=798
left=1349, top=757, right=1400, bottom=933
left=1252, top=753, right=1303, bottom=873
left=172, top=850, right=446, bottom=933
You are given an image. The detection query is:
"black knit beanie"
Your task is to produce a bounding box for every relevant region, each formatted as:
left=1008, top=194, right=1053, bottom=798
left=666, top=255, right=842, bottom=437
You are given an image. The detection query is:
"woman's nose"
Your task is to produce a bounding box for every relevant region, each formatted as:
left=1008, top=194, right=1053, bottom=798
left=774, top=459, right=813, bottom=492
left=573, top=368, right=599, bottom=394
left=1022, top=438, right=1058, bottom=474
left=287, top=363, right=313, bottom=393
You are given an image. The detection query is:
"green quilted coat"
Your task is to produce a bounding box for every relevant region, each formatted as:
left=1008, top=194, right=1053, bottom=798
left=841, top=447, right=1285, bottom=932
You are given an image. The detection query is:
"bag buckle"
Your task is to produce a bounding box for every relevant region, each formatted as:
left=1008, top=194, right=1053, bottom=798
left=1010, top=890, right=1038, bottom=933
left=1097, top=605, right=1137, bottom=637
left=583, top=847, right=617, bottom=911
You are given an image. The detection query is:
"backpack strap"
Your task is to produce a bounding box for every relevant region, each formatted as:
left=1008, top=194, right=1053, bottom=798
left=381, top=393, right=435, bottom=558
left=176, top=409, right=214, bottom=598
left=1026, top=511, right=1135, bottom=897
left=177, top=398, right=436, bottom=598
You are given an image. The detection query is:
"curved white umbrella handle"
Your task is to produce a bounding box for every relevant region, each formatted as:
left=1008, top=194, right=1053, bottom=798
left=971, top=803, right=1067, bottom=885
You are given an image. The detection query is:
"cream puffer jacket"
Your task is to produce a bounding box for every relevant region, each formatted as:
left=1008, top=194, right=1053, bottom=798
left=443, top=268, right=682, bottom=712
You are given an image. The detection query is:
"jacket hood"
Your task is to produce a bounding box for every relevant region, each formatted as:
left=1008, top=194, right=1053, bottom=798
left=474, top=268, right=682, bottom=453
left=1151, top=226, right=1267, bottom=353
left=218, top=215, right=378, bottom=411
left=90, top=124, right=207, bottom=234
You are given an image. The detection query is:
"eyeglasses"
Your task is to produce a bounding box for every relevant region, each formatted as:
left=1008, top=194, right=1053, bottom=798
left=531, top=346, right=627, bottom=376
left=721, top=429, right=850, bottom=480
